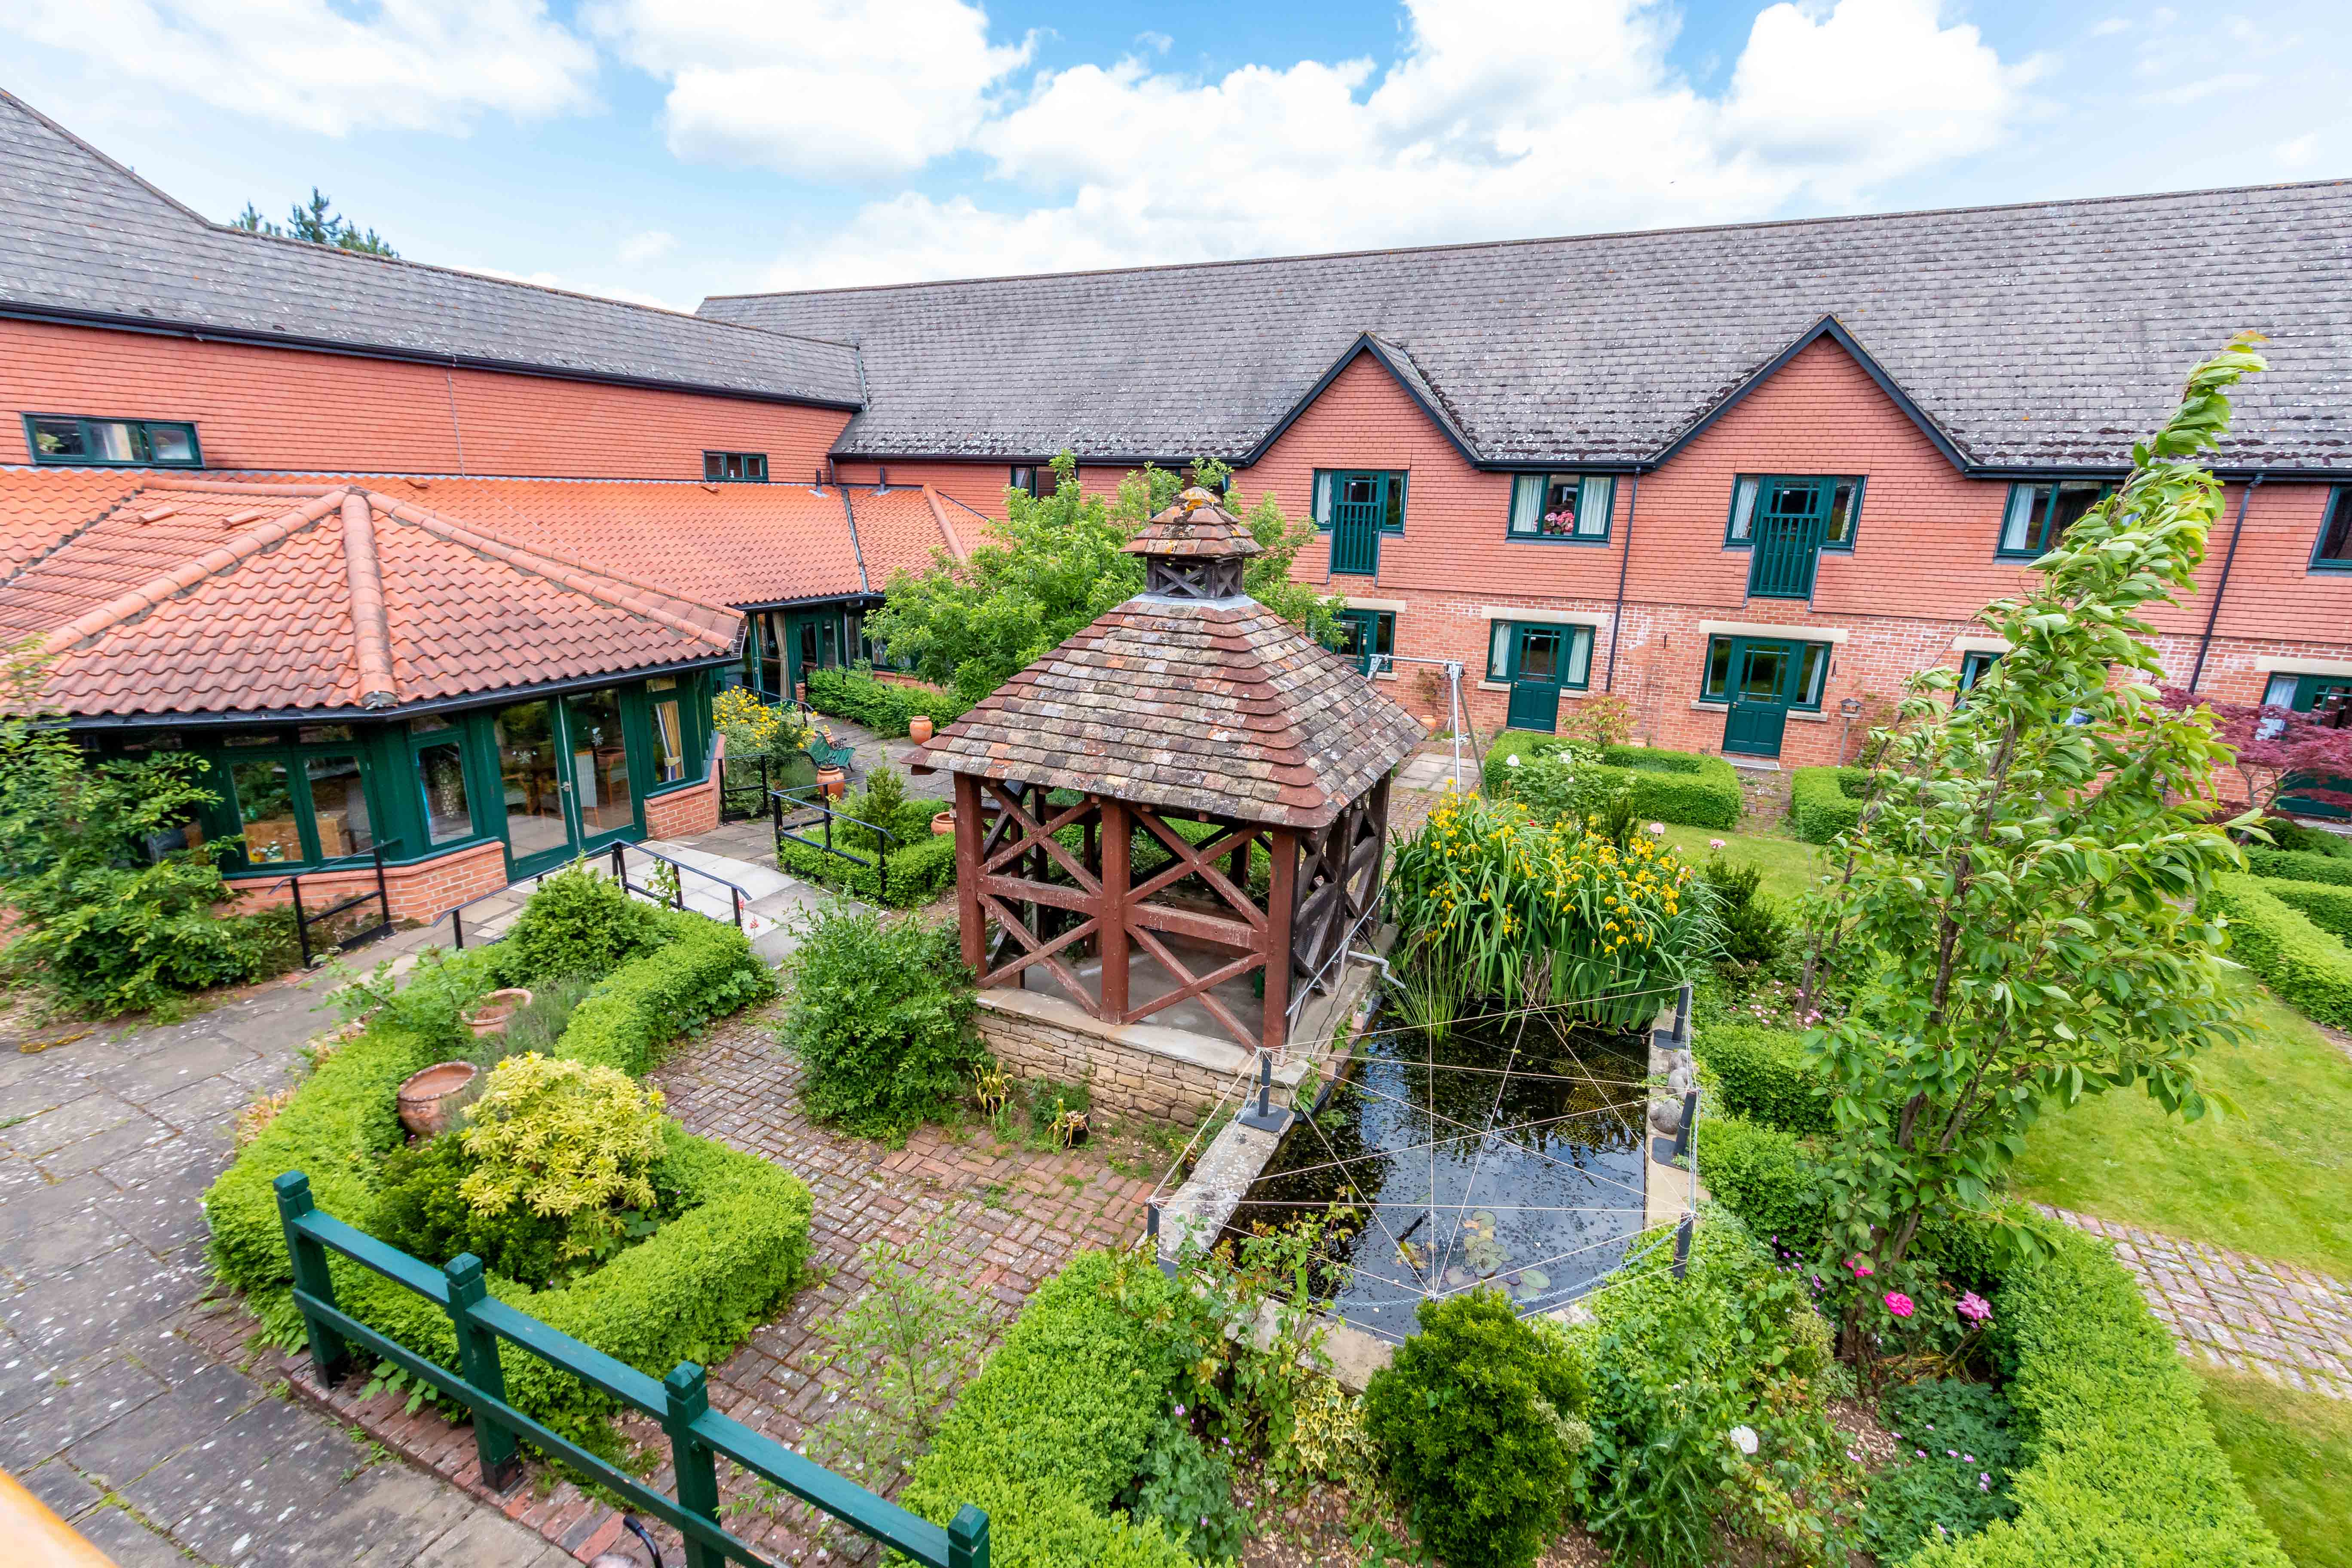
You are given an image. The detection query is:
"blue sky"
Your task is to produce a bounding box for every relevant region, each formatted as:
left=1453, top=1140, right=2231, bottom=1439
left=6, top=1, right=2345, bottom=312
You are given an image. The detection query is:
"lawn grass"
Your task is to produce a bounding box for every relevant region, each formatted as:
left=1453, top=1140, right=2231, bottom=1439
left=1657, top=823, right=1826, bottom=905
left=2195, top=1368, right=2352, bottom=1568
left=2010, top=980, right=2352, bottom=1277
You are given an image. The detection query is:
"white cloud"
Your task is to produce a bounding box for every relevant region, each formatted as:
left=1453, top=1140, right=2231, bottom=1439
left=0, top=0, right=597, bottom=135
left=619, top=228, right=678, bottom=266
left=758, top=0, right=2042, bottom=288
left=588, top=0, right=1033, bottom=180
left=2278, top=132, right=2319, bottom=166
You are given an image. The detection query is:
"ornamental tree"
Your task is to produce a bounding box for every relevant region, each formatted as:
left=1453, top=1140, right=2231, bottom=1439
left=2156, top=685, right=2352, bottom=818
left=1795, top=337, right=2267, bottom=1316
left=864, top=451, right=1340, bottom=704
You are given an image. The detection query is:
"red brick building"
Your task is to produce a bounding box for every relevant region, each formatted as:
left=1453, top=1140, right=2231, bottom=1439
left=4, top=76, right=2349, bottom=927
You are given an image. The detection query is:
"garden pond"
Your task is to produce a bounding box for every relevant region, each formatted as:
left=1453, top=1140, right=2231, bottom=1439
left=1221, top=1003, right=1651, bottom=1340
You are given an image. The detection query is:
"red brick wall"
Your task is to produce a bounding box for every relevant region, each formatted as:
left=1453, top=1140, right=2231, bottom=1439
left=645, top=775, right=720, bottom=839
left=227, top=837, right=509, bottom=926
left=0, top=318, right=853, bottom=481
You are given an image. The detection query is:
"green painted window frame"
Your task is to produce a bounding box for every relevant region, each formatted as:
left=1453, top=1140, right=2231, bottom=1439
left=702, top=450, right=768, bottom=483
left=1311, top=469, right=1408, bottom=534
left=1505, top=473, right=1616, bottom=545
left=2308, top=486, right=2352, bottom=573
left=209, top=724, right=399, bottom=870
left=1698, top=635, right=1831, bottom=711
left=23, top=412, right=202, bottom=469
left=406, top=717, right=482, bottom=848
left=1332, top=608, right=1396, bottom=673
left=1724, top=475, right=1863, bottom=551
left=1997, top=480, right=2111, bottom=559
left=1485, top=620, right=1594, bottom=691
left=1008, top=465, right=1041, bottom=498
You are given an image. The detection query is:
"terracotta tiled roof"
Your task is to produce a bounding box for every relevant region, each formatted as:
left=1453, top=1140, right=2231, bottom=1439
left=917, top=591, right=1425, bottom=830
left=204, top=474, right=965, bottom=609
left=0, top=472, right=743, bottom=719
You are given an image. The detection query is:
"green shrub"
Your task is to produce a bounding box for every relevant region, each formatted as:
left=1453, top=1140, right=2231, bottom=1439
left=1488, top=734, right=1744, bottom=828
left=331, top=946, right=503, bottom=1060
left=899, top=1250, right=1194, bottom=1568
left=1120, top=1412, right=1249, bottom=1561
left=2240, top=846, right=2352, bottom=887
left=2251, top=817, right=2352, bottom=857
left=805, top=666, right=972, bottom=739
left=1569, top=1214, right=1853, bottom=1568
left=2206, top=875, right=2352, bottom=1028
left=1863, top=1378, right=2023, bottom=1562
left=205, top=942, right=808, bottom=1451
left=485, top=973, right=597, bottom=1066
left=1790, top=766, right=1872, bottom=844
left=1690, top=1114, right=1831, bottom=1253
left=1702, top=853, right=1791, bottom=971
left=368, top=1135, right=568, bottom=1287
left=1914, top=1228, right=2289, bottom=1568
left=557, top=908, right=776, bottom=1077
left=779, top=907, right=982, bottom=1142
left=2248, top=875, right=2352, bottom=943
left=497, top=864, right=669, bottom=986
left=775, top=788, right=959, bottom=908
left=1694, top=1022, right=1829, bottom=1133
left=1363, top=1289, right=1590, bottom=1568
left=459, top=1053, right=669, bottom=1262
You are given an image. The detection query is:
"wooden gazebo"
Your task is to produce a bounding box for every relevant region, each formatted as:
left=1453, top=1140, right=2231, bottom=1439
left=915, top=488, right=1426, bottom=1054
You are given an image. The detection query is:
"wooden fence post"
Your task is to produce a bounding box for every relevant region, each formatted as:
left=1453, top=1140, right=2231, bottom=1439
left=442, top=1254, right=521, bottom=1490
left=663, top=1363, right=723, bottom=1568
left=271, top=1172, right=347, bottom=1381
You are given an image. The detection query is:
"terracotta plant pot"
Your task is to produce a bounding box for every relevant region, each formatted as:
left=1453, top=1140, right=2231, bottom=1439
left=466, top=987, right=534, bottom=1038
left=907, top=714, right=934, bottom=744
left=931, top=810, right=954, bottom=837
left=396, top=1061, right=479, bottom=1139
left=817, top=764, right=847, bottom=798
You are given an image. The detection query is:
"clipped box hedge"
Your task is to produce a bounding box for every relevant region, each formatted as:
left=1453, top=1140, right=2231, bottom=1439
left=1789, top=766, right=1871, bottom=845
left=776, top=829, right=958, bottom=909
left=2207, top=874, right=2352, bottom=1028
left=1917, top=1228, right=2289, bottom=1568
left=1487, top=734, right=1744, bottom=829
left=555, top=906, right=776, bottom=1074
left=805, top=666, right=972, bottom=739
left=900, top=1250, right=1194, bottom=1568
left=2239, top=845, right=2352, bottom=888
left=1691, top=1115, right=1830, bottom=1247
left=1693, top=1022, right=1831, bottom=1134
left=2251, top=874, right=2352, bottom=943
left=204, top=918, right=805, bottom=1448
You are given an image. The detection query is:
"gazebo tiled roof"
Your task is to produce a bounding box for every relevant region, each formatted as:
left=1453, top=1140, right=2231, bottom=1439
left=918, top=490, right=1424, bottom=828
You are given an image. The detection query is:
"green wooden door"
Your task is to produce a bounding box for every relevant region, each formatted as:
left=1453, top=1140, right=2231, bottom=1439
left=1722, top=641, right=1795, bottom=757
left=1505, top=624, right=1566, bottom=733
left=1747, top=478, right=1828, bottom=600
left=1334, top=608, right=1387, bottom=675
left=1330, top=473, right=1384, bottom=576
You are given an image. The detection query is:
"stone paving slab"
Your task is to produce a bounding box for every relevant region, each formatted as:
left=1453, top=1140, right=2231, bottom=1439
left=0, top=973, right=593, bottom=1565
left=2043, top=1205, right=2352, bottom=1400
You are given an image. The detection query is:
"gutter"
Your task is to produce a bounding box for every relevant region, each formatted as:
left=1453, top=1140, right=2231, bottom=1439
left=2188, top=474, right=2262, bottom=693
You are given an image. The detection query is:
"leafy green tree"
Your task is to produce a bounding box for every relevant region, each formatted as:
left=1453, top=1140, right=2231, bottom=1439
left=1796, top=337, right=2267, bottom=1316
left=233, top=188, right=398, bottom=257
left=0, top=639, right=288, bottom=1017
left=864, top=452, right=1341, bottom=704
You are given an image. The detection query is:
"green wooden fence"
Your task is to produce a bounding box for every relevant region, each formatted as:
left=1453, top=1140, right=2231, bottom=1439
left=273, top=1171, right=987, bottom=1568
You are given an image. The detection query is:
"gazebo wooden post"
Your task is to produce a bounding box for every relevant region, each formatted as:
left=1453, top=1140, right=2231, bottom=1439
left=953, top=772, right=985, bottom=975
left=1262, top=828, right=1298, bottom=1054
left=1099, top=795, right=1131, bottom=1022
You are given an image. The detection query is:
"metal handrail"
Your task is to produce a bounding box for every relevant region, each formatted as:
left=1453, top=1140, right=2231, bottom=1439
left=772, top=784, right=899, bottom=901
left=608, top=839, right=754, bottom=928
left=249, top=845, right=393, bottom=966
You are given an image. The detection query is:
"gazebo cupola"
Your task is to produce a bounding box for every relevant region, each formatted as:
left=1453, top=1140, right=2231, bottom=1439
left=918, top=487, right=1427, bottom=1059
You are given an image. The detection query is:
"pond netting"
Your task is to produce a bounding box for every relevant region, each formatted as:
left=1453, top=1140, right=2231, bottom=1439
left=1212, top=987, right=1677, bottom=1343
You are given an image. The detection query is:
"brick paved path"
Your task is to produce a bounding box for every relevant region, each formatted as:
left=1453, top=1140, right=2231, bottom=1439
left=204, top=1008, right=1159, bottom=1566
left=2044, top=1206, right=2352, bottom=1400
left=0, top=973, right=569, bottom=1567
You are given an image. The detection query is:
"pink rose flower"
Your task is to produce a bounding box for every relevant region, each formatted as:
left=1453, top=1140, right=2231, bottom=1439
left=1957, top=1291, right=1992, bottom=1324
left=1884, top=1290, right=1915, bottom=1318
left=1848, top=1257, right=1874, bottom=1278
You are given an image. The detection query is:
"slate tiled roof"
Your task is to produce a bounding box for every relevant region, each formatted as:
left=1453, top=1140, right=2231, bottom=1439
left=204, top=474, right=968, bottom=609
left=0, top=88, right=864, bottom=407
left=702, top=181, right=2352, bottom=471
left=0, top=474, right=742, bottom=720
left=917, top=587, right=1426, bottom=830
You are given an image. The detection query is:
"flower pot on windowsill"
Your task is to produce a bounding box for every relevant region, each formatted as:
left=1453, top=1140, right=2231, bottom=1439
left=817, top=764, right=848, bottom=798
left=908, top=714, right=934, bottom=744
left=465, top=988, right=533, bottom=1038
left=931, top=810, right=954, bottom=836
left=396, top=1060, right=479, bottom=1139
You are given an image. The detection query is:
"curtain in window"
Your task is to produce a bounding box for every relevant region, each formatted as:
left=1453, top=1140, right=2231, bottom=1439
left=1729, top=478, right=1760, bottom=540
left=1488, top=621, right=1512, bottom=681
left=1508, top=475, right=1544, bottom=534
left=1312, top=471, right=1333, bottom=525
left=1565, top=627, right=1593, bottom=686
left=1577, top=477, right=1612, bottom=537
left=2000, top=487, right=2040, bottom=554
